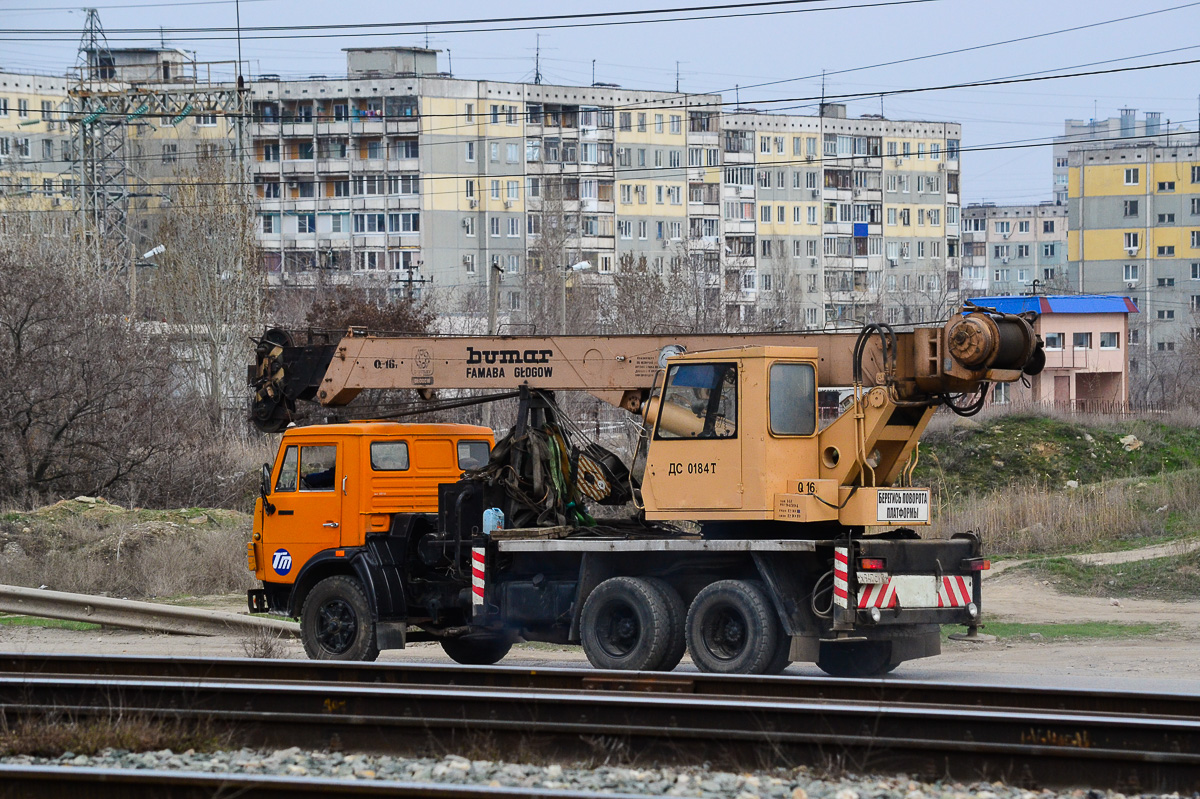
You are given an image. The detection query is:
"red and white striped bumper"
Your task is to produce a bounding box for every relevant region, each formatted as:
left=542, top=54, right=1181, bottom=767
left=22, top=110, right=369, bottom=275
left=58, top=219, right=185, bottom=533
left=471, top=547, right=486, bottom=612
left=857, top=575, right=974, bottom=609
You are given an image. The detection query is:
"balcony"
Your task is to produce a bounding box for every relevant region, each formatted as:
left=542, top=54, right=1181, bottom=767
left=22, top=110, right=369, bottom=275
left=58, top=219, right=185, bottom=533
left=316, top=158, right=350, bottom=173
left=385, top=119, right=420, bottom=135
left=281, top=160, right=315, bottom=175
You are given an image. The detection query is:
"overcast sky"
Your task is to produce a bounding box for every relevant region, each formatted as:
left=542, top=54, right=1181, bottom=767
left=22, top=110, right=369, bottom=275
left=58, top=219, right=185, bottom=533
left=4, top=0, right=1200, bottom=205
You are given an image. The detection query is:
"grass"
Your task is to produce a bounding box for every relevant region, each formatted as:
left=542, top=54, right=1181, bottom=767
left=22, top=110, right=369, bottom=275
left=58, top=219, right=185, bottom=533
left=0, top=713, right=224, bottom=757
left=951, top=621, right=1177, bottom=641
left=918, top=410, right=1200, bottom=500
left=927, top=467, right=1200, bottom=557
left=0, top=615, right=100, bottom=631
left=1017, top=551, right=1200, bottom=601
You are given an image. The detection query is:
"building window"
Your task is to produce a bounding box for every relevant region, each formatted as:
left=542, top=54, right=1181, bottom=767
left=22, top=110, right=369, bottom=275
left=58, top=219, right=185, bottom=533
left=1124, top=232, right=1140, bottom=251
left=1124, top=263, right=1139, bottom=281
left=1017, top=220, right=1030, bottom=233
left=1044, top=333, right=1064, bottom=350
left=1017, top=244, right=1030, bottom=258
left=1158, top=181, right=1176, bottom=192
left=1043, top=220, right=1055, bottom=233
left=465, top=141, right=475, bottom=162
left=1159, top=277, right=1176, bottom=287
left=463, top=253, right=475, bottom=273
left=1193, top=231, right=1200, bottom=249
left=1158, top=213, right=1176, bottom=224
left=993, top=382, right=1010, bottom=405
left=1100, top=332, right=1120, bottom=349
left=1193, top=262, right=1200, bottom=280
left=297, top=214, right=316, bottom=234
left=463, top=217, right=475, bottom=236
left=1124, top=168, right=1139, bottom=185
left=1123, top=200, right=1138, bottom=217
left=260, top=215, right=276, bottom=234
left=1158, top=245, right=1176, bottom=257
left=1073, top=332, right=1092, bottom=349
left=995, top=221, right=1010, bottom=235
left=17, top=99, right=27, bottom=118
left=1042, top=243, right=1056, bottom=257
left=1157, top=309, right=1175, bottom=320
left=489, top=217, right=500, bottom=237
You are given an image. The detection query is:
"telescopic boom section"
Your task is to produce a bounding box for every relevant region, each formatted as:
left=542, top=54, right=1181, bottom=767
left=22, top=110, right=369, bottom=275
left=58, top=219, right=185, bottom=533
left=250, top=309, right=1043, bottom=433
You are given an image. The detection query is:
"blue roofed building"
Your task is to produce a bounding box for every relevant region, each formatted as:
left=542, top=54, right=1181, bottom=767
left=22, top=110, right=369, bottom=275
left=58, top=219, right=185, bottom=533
left=968, top=295, right=1137, bottom=410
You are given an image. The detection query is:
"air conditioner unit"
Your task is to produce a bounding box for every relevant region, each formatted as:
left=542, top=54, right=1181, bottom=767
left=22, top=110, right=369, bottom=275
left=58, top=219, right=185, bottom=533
left=805, top=154, right=814, bottom=162
left=887, top=258, right=897, bottom=267
left=504, top=200, right=513, bottom=209
left=937, top=162, right=946, bottom=171
left=1125, top=280, right=1138, bottom=288
left=808, top=255, right=818, bottom=263
left=810, top=189, right=820, bottom=198
left=1125, top=246, right=1139, bottom=256
left=852, top=189, right=862, bottom=198
left=1001, top=257, right=1009, bottom=264
left=287, top=180, right=298, bottom=189
left=468, top=198, right=478, bottom=208
left=1002, top=232, right=1011, bottom=239
left=894, top=157, right=903, bottom=166
left=461, top=218, right=472, bottom=229
left=462, top=255, right=472, bottom=265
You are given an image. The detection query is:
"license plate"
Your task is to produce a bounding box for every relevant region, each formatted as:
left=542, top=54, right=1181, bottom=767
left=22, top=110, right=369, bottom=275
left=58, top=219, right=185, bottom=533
left=876, top=489, right=930, bottom=523
left=857, top=572, right=889, bottom=584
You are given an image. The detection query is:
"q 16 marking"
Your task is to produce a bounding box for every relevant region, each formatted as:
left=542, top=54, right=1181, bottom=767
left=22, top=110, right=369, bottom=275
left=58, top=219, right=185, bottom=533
left=668, top=462, right=716, bottom=475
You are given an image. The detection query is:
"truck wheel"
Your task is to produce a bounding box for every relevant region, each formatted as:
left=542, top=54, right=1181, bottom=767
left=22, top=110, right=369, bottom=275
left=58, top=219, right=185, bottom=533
left=816, top=641, right=893, bottom=678
left=686, top=579, right=781, bottom=674
left=300, top=576, right=380, bottom=662
left=580, top=576, right=671, bottom=671
left=440, top=634, right=514, bottom=665
left=765, top=632, right=793, bottom=675
left=644, top=578, right=687, bottom=672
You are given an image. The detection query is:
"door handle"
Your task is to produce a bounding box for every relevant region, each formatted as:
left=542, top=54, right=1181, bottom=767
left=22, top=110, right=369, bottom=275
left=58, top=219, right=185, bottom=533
left=342, top=476, right=347, bottom=495
left=323, top=521, right=339, bottom=528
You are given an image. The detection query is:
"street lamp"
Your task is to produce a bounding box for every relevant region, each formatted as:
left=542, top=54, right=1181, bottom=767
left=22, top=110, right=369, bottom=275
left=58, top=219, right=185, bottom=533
left=561, top=260, right=592, bottom=334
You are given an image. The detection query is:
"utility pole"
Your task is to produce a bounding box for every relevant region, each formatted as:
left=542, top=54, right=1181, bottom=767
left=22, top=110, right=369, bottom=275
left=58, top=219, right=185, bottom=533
left=488, top=261, right=501, bottom=335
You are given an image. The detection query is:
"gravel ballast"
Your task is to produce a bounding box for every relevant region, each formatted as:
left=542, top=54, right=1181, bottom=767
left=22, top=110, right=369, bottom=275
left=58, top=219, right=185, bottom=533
left=0, top=748, right=1161, bottom=798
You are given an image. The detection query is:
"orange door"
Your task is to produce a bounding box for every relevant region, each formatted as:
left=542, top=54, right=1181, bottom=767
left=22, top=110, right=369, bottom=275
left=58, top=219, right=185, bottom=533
left=262, top=441, right=344, bottom=584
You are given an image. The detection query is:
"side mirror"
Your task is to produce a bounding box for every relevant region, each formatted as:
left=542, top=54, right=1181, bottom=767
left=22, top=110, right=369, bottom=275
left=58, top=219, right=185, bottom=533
left=260, top=463, right=276, bottom=515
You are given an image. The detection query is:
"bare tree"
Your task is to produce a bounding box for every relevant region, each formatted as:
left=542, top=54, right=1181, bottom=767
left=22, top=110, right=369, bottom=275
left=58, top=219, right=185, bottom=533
left=150, top=157, right=265, bottom=428
left=0, top=212, right=177, bottom=503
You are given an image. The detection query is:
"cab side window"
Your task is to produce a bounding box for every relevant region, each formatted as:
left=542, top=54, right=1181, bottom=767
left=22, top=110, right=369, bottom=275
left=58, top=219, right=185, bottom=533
left=274, top=446, right=298, bottom=492
left=300, top=445, right=337, bottom=491
left=370, top=441, right=409, bottom=471
left=457, top=440, right=490, bottom=470
left=769, top=363, right=817, bottom=436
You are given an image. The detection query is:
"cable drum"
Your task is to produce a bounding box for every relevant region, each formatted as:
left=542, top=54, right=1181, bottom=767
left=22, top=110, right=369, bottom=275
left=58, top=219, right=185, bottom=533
left=991, top=316, right=1036, bottom=370
left=947, top=313, right=1036, bottom=371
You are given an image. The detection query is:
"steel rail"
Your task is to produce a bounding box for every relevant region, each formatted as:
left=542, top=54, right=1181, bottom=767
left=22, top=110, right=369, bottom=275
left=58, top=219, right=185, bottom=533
left=0, top=672, right=1197, bottom=792
left=1, top=652, right=1198, bottom=720
left=0, top=764, right=649, bottom=799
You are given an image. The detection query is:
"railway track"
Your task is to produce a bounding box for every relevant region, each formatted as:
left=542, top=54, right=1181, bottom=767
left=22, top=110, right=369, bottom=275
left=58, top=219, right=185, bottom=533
left=0, top=653, right=1196, bottom=794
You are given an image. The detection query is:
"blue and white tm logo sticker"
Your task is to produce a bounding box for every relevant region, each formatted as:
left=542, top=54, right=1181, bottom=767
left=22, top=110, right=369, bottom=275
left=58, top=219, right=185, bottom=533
left=271, top=548, right=293, bottom=576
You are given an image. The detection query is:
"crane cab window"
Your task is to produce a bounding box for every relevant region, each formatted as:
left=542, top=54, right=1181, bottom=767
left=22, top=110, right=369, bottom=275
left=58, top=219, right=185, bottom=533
left=769, top=362, right=817, bottom=436
left=458, top=440, right=490, bottom=470
left=370, top=441, right=410, bottom=471
left=299, top=445, right=337, bottom=490
left=655, top=362, right=737, bottom=440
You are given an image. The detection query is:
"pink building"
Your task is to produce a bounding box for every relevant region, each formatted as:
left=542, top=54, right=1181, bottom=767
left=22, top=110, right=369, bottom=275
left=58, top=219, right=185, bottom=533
left=969, top=296, right=1137, bottom=410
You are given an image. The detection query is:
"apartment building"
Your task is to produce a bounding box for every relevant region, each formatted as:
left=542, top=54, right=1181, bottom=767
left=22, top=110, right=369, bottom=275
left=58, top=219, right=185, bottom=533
left=1067, top=140, right=1200, bottom=373
left=960, top=203, right=1067, bottom=298
left=0, top=71, right=74, bottom=211
left=248, top=47, right=720, bottom=314
left=1053, top=109, right=1188, bottom=205
left=723, top=106, right=962, bottom=329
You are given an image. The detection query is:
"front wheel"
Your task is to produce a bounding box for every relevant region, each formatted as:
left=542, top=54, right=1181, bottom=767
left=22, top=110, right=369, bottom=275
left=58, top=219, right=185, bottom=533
left=300, top=575, right=380, bottom=662
left=441, top=634, right=514, bottom=665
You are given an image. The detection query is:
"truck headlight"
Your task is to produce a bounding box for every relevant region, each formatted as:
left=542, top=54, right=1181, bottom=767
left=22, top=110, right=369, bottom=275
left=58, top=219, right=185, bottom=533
left=869, top=607, right=881, bottom=623
left=967, top=602, right=978, bottom=618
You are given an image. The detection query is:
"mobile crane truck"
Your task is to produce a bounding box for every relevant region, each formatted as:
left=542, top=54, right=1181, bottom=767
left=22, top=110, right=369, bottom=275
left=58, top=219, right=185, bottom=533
left=246, top=308, right=1043, bottom=676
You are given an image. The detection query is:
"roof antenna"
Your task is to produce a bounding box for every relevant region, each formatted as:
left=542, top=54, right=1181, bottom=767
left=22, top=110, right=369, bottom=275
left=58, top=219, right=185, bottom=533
left=675, top=61, right=680, bottom=93
left=534, top=34, right=543, bottom=84
left=424, top=25, right=430, bottom=49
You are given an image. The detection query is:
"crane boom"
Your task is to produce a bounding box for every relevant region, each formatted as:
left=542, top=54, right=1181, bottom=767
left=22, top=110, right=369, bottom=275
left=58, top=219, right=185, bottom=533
left=251, top=309, right=1043, bottom=433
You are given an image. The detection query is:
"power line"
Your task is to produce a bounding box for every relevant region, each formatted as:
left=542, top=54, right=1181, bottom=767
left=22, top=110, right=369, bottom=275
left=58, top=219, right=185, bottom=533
left=0, top=0, right=945, bottom=36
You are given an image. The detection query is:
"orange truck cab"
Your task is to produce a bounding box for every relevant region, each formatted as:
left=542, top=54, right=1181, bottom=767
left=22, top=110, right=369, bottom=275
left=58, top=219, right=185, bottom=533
left=248, top=422, right=493, bottom=650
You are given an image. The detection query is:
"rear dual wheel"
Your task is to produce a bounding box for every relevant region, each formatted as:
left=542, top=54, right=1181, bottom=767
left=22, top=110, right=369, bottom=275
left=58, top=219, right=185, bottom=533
left=686, top=579, right=789, bottom=675
left=580, top=576, right=685, bottom=671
